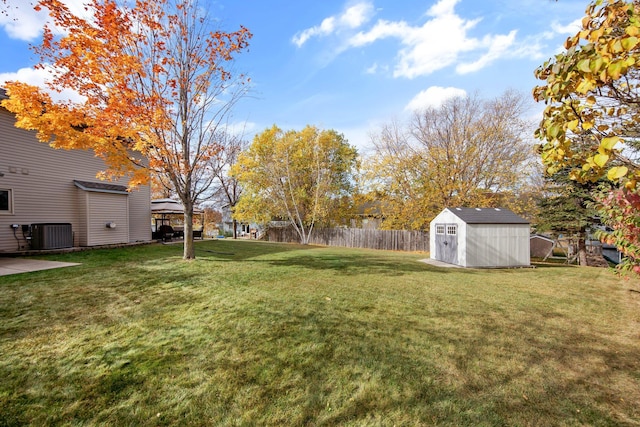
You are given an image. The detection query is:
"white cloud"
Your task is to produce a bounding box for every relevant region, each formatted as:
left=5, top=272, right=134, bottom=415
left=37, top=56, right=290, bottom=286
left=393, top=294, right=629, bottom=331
left=346, top=0, right=519, bottom=78
left=0, top=0, right=49, bottom=41
left=296, top=0, right=575, bottom=78
left=224, top=121, right=258, bottom=139
left=427, top=0, right=459, bottom=16
left=0, top=66, right=84, bottom=103
left=340, top=2, right=374, bottom=28
left=350, top=19, right=411, bottom=47
left=404, top=86, right=467, bottom=111
left=551, top=18, right=582, bottom=35
left=365, top=62, right=378, bottom=74
left=292, top=1, right=375, bottom=47
left=1, top=0, right=94, bottom=42
left=456, top=30, right=517, bottom=74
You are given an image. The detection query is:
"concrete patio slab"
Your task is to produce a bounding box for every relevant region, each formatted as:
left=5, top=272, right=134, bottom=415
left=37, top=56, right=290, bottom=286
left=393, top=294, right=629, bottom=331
left=418, top=258, right=462, bottom=268
left=0, top=258, right=81, bottom=276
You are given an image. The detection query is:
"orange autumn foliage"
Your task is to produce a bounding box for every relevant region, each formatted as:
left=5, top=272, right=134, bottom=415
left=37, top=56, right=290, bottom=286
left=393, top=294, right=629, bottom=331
left=2, top=0, right=250, bottom=188
left=1, top=0, right=251, bottom=259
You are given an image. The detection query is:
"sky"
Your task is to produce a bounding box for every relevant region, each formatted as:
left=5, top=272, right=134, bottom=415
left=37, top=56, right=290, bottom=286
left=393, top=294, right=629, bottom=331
left=0, top=0, right=590, bottom=153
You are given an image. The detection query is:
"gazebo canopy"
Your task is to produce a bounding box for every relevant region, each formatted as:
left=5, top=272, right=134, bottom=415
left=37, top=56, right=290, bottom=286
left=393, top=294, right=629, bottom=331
left=151, top=198, right=204, bottom=215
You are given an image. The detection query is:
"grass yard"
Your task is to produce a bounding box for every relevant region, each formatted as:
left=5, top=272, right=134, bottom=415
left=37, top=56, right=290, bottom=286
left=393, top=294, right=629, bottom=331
left=1, top=240, right=639, bottom=426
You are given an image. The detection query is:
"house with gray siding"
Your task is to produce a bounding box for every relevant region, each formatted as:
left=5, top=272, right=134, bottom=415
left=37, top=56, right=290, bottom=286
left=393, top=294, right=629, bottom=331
left=430, top=207, right=530, bottom=268
left=0, top=89, right=151, bottom=252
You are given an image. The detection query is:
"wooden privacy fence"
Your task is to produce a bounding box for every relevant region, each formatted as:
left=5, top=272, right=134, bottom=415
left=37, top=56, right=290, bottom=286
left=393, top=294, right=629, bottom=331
left=267, top=227, right=430, bottom=252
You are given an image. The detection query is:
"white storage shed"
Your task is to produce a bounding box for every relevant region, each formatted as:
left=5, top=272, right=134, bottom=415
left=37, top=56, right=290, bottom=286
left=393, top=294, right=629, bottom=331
left=430, top=207, right=530, bottom=268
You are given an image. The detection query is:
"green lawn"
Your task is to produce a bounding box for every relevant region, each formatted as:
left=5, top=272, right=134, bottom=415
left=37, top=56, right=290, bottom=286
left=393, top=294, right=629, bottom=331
left=1, top=240, right=639, bottom=426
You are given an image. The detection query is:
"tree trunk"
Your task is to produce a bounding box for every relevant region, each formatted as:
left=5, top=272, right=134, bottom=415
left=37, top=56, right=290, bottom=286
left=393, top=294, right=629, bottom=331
left=298, top=223, right=313, bottom=245
left=577, top=235, right=588, bottom=267
left=183, top=203, right=195, bottom=260
left=232, top=218, right=238, bottom=239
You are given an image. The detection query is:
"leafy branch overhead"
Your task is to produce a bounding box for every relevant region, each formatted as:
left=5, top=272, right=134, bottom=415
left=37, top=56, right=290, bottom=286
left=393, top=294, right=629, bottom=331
left=533, top=0, right=640, bottom=186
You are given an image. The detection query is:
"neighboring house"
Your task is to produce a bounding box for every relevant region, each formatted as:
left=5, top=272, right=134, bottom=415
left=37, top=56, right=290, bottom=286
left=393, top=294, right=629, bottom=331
left=220, top=203, right=262, bottom=237
left=350, top=200, right=383, bottom=229
left=601, top=243, right=621, bottom=264
left=430, top=207, right=530, bottom=268
left=0, top=88, right=151, bottom=252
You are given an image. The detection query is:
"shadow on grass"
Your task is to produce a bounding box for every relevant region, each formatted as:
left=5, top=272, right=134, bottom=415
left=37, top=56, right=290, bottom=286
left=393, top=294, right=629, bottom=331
left=260, top=252, right=483, bottom=277
left=185, top=240, right=478, bottom=277
left=194, top=239, right=316, bottom=261
left=259, top=253, right=435, bottom=277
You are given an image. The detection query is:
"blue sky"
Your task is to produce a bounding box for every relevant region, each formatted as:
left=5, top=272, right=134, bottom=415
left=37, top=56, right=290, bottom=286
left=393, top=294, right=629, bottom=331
left=0, top=0, right=589, bottom=152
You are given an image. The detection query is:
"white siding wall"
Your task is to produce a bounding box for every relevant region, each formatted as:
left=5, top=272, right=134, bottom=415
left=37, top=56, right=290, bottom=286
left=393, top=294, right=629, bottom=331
left=128, top=185, right=151, bottom=242
left=465, top=224, right=530, bottom=268
left=0, top=107, right=150, bottom=252
left=457, top=222, right=468, bottom=267
left=76, top=187, right=89, bottom=246
left=430, top=208, right=530, bottom=268
left=86, top=192, right=129, bottom=246
left=429, top=209, right=466, bottom=265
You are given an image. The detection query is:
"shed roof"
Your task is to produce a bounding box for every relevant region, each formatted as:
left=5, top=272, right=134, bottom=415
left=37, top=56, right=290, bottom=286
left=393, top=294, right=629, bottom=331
left=0, top=88, right=7, bottom=100
left=447, top=207, right=529, bottom=224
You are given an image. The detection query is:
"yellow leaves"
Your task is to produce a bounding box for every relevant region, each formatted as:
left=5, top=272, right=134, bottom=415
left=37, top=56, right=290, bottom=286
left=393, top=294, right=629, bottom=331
left=600, top=136, right=620, bottom=151
left=608, top=166, right=629, bottom=180
left=621, top=36, right=639, bottom=50
left=569, top=169, right=581, bottom=181
left=548, top=123, right=563, bottom=139
left=607, top=60, right=625, bottom=80
left=534, top=1, right=640, bottom=186
left=576, top=78, right=596, bottom=94
left=593, top=153, right=609, bottom=167
left=235, top=124, right=357, bottom=229
left=577, top=59, right=592, bottom=73
left=626, top=25, right=639, bottom=36
left=566, top=119, right=580, bottom=131
left=625, top=179, right=637, bottom=190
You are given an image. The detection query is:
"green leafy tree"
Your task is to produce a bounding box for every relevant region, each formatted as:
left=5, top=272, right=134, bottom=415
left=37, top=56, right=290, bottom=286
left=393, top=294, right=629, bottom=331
left=232, top=125, right=358, bottom=244
left=536, top=169, right=600, bottom=266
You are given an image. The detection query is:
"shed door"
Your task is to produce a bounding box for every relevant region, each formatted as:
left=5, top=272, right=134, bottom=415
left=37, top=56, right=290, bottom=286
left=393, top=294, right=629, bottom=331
left=435, top=223, right=458, bottom=264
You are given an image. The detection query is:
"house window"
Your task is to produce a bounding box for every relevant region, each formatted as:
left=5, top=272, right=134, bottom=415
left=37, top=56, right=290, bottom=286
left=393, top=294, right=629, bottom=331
left=446, top=225, right=457, bottom=235
left=0, top=189, right=12, bottom=214
left=436, top=225, right=445, bottom=235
